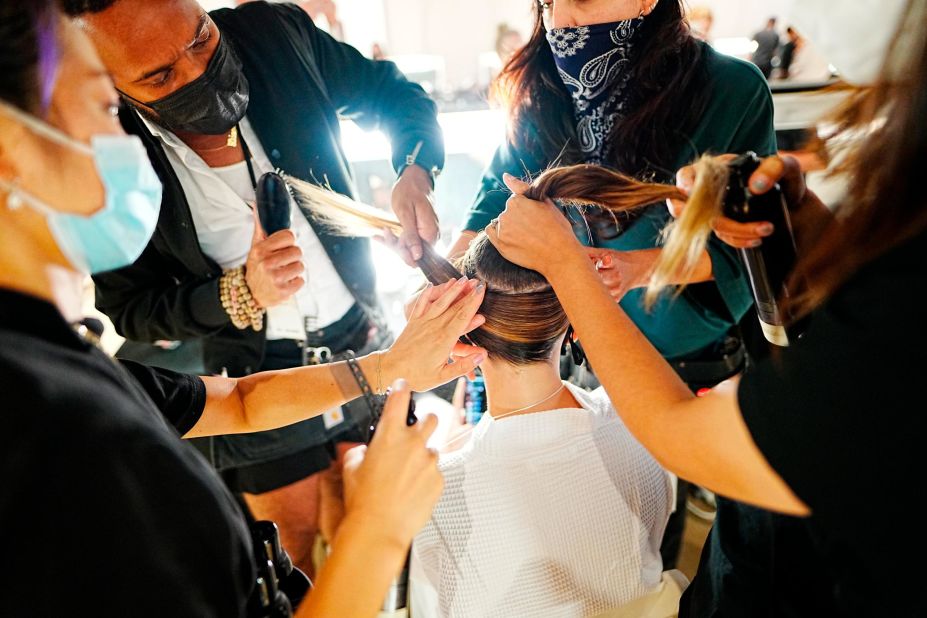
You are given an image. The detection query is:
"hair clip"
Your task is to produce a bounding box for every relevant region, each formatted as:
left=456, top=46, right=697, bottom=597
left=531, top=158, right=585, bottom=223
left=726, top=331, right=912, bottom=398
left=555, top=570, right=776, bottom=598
left=561, top=325, right=587, bottom=366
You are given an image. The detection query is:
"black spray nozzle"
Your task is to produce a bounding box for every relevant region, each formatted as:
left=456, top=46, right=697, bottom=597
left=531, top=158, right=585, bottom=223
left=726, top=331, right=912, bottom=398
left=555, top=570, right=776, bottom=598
left=723, top=151, right=763, bottom=219
left=256, top=172, right=292, bottom=236
left=250, top=520, right=293, bottom=577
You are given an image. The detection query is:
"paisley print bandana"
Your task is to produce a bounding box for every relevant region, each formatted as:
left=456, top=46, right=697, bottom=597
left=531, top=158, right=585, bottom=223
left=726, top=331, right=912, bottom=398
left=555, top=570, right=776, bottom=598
left=546, top=18, right=642, bottom=164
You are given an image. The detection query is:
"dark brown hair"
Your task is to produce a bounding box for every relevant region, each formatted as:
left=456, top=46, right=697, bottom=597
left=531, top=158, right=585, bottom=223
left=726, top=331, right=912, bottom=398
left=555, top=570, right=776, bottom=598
left=493, top=0, right=710, bottom=177
left=0, top=0, right=59, bottom=113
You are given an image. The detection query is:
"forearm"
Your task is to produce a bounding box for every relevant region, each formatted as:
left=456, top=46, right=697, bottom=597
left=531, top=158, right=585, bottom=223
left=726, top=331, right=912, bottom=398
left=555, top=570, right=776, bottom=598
left=552, top=251, right=693, bottom=412
left=547, top=250, right=807, bottom=514
left=296, top=514, right=408, bottom=618
left=634, top=248, right=713, bottom=286
left=189, top=352, right=400, bottom=438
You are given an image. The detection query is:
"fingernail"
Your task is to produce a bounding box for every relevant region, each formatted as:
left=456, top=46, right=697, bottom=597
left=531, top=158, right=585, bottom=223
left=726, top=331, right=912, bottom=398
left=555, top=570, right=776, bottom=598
left=458, top=276, right=469, bottom=285
left=474, top=353, right=487, bottom=365
left=750, top=240, right=763, bottom=248
left=412, top=247, right=423, bottom=260
left=474, top=281, right=485, bottom=292
left=758, top=223, right=774, bottom=236
left=602, top=254, right=613, bottom=266
left=751, top=176, right=770, bottom=192
left=503, top=172, right=513, bottom=180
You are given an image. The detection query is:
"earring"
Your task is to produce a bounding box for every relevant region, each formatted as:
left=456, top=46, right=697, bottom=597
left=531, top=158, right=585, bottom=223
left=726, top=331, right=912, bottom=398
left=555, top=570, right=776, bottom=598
left=640, top=0, right=658, bottom=19
left=2, top=179, right=24, bottom=210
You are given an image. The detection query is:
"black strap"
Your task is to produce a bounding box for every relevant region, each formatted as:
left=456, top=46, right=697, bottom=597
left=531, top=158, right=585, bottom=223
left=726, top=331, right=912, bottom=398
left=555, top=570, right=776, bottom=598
left=334, top=350, right=386, bottom=443
left=238, top=124, right=259, bottom=190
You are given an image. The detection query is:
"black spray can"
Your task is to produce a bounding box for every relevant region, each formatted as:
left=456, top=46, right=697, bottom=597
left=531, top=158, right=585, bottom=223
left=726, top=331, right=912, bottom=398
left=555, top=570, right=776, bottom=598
left=723, top=153, right=806, bottom=346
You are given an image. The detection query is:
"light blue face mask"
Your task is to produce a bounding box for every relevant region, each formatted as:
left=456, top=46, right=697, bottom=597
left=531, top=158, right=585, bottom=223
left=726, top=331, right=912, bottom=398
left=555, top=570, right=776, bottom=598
left=0, top=101, right=163, bottom=274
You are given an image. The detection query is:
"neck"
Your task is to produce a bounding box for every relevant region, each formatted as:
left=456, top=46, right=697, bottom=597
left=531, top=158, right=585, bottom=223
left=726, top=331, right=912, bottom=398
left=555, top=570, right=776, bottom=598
left=0, top=196, right=84, bottom=321
left=481, top=358, right=577, bottom=418
left=175, top=127, right=245, bottom=168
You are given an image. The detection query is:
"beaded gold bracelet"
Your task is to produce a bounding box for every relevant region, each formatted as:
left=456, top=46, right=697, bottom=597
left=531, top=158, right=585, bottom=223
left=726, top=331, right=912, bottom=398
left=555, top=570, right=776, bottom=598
left=219, top=266, right=265, bottom=332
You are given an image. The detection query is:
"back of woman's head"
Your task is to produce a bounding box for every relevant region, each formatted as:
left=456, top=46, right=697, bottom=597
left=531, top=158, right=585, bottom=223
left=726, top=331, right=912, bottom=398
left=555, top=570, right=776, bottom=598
left=493, top=0, right=709, bottom=177
left=454, top=234, right=567, bottom=365
left=0, top=0, right=59, bottom=113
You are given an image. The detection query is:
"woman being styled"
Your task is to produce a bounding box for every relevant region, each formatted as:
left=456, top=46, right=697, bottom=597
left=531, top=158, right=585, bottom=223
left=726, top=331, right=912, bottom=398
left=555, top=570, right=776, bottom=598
left=487, top=0, right=926, bottom=613
left=451, top=0, right=778, bottom=573
left=0, top=3, right=486, bottom=615
left=284, top=172, right=681, bottom=618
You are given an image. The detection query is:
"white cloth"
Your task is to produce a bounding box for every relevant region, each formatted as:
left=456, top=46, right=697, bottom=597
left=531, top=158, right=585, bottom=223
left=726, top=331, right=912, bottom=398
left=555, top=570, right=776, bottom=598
left=410, top=382, right=673, bottom=618
left=139, top=115, right=355, bottom=337
left=785, top=40, right=833, bottom=84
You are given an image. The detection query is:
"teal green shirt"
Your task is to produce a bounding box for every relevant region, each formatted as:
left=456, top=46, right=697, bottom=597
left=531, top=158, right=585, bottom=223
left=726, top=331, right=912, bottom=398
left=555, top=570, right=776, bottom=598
left=464, top=45, right=777, bottom=360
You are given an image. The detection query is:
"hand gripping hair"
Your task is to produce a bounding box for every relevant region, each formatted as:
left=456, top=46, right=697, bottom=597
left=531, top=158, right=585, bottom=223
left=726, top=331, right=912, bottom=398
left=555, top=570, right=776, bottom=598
left=285, top=161, right=728, bottom=362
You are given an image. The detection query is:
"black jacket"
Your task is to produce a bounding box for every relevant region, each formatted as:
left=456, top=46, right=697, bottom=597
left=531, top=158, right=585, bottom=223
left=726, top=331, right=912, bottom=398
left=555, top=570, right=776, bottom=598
left=94, top=2, right=444, bottom=376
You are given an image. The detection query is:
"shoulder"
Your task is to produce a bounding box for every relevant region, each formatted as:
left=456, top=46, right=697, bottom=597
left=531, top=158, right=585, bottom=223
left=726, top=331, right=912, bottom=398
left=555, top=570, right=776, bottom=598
left=0, top=336, right=172, bottom=455
left=700, top=44, right=770, bottom=99
left=565, top=383, right=617, bottom=420
left=211, top=1, right=311, bottom=38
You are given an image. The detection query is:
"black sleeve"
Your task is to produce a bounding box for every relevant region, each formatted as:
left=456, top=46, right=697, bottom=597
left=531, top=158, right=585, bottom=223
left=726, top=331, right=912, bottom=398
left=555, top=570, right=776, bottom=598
left=8, top=432, right=253, bottom=617
left=272, top=4, right=445, bottom=175
left=93, top=242, right=230, bottom=344
left=119, top=360, right=207, bottom=437
left=737, top=239, right=925, bottom=526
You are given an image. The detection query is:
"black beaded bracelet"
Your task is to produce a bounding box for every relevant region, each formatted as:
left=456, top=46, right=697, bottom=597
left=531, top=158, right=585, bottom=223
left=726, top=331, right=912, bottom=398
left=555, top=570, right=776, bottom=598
left=334, top=350, right=386, bottom=441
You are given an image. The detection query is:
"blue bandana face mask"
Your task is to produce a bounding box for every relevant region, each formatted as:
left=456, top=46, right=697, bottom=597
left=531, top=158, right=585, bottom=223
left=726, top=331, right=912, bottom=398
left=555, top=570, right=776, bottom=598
left=0, top=101, right=163, bottom=275
left=546, top=17, right=642, bottom=162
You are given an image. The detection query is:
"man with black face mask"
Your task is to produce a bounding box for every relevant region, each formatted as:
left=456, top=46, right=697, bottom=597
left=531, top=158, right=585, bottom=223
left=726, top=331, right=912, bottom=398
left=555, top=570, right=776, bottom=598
left=65, top=0, right=445, bottom=577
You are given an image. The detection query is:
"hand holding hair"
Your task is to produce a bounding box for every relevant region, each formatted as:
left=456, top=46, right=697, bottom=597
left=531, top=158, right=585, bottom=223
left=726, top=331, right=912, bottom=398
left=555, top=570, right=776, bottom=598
left=386, top=277, right=488, bottom=392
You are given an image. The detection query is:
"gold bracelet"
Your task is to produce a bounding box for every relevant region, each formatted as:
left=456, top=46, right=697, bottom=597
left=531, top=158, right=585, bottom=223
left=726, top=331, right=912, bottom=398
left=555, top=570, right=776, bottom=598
left=219, top=266, right=265, bottom=331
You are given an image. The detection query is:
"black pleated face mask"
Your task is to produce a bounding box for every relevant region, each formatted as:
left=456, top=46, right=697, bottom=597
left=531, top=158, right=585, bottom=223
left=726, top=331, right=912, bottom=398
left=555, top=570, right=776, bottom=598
left=121, top=34, right=250, bottom=135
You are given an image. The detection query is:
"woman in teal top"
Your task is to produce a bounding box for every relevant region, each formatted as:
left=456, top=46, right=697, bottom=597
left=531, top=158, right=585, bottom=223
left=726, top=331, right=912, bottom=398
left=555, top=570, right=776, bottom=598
left=448, top=0, right=777, bottom=583
left=452, top=0, right=776, bottom=363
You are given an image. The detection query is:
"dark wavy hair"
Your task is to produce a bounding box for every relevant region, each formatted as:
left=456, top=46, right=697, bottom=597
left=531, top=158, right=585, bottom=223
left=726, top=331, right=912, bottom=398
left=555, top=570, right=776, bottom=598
left=60, top=0, right=117, bottom=15
left=0, top=0, right=61, bottom=113
left=493, top=0, right=711, bottom=178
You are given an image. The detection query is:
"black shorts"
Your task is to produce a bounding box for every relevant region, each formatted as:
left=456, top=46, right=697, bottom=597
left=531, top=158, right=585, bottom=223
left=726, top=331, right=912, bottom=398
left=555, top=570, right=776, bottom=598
left=219, top=423, right=368, bottom=494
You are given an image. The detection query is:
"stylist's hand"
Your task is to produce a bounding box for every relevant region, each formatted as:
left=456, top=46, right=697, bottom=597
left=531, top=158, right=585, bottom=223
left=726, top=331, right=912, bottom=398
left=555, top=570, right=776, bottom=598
left=340, top=380, right=443, bottom=549
left=668, top=155, right=822, bottom=249
left=588, top=248, right=660, bottom=300
left=383, top=276, right=487, bottom=393
left=245, top=209, right=305, bottom=307
left=390, top=164, right=439, bottom=266
left=484, top=172, right=581, bottom=277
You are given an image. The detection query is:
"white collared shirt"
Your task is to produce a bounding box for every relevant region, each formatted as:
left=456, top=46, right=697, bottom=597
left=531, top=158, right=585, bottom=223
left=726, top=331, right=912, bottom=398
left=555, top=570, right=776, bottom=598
left=139, top=115, right=355, bottom=338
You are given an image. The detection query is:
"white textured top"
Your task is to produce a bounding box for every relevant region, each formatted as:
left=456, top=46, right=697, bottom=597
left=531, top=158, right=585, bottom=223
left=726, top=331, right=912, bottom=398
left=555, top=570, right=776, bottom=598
left=139, top=115, right=355, bottom=336
left=410, top=382, right=673, bottom=618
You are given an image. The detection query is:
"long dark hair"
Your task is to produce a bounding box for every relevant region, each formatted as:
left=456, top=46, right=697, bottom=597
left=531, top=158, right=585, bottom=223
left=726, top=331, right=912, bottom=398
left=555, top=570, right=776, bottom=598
left=0, top=0, right=59, bottom=113
left=493, top=0, right=710, bottom=178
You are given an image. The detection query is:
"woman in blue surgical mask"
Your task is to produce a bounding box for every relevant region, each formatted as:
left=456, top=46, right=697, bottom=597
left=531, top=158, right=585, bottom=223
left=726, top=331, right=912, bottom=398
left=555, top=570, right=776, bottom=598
left=0, top=3, right=488, bottom=616
left=488, top=0, right=925, bottom=615
left=451, top=0, right=777, bottom=572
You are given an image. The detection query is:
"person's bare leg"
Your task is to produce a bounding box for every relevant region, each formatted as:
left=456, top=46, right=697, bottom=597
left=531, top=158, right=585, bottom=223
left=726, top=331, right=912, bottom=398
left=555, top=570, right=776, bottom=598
left=244, top=473, right=321, bottom=580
